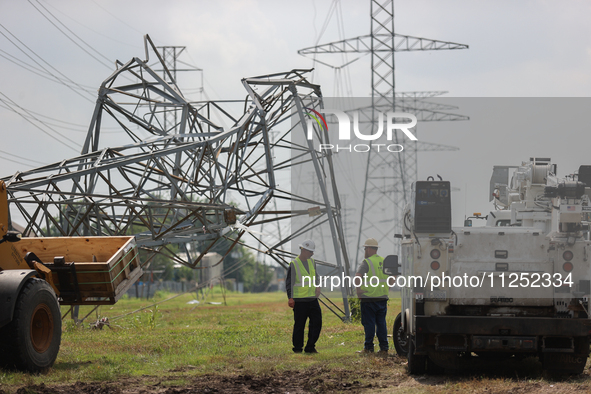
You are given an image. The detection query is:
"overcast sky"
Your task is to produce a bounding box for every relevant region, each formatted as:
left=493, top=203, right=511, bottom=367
left=1, top=0, right=590, bottom=240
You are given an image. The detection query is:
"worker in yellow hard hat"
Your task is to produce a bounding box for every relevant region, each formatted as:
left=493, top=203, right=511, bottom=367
left=286, top=239, right=322, bottom=354
left=356, top=238, right=389, bottom=355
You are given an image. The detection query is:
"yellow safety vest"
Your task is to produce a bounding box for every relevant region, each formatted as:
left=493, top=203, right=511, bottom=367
left=360, top=254, right=388, bottom=298
left=290, top=257, right=317, bottom=298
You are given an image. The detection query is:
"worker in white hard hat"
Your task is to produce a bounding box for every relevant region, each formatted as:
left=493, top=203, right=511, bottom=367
left=286, top=239, right=322, bottom=354
left=355, top=237, right=389, bottom=355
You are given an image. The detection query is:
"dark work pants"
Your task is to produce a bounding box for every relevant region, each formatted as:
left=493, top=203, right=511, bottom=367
left=292, top=299, right=322, bottom=352
left=360, top=300, right=388, bottom=351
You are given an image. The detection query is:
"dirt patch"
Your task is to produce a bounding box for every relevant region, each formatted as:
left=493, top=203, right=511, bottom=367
left=8, top=357, right=591, bottom=394
left=15, top=381, right=122, bottom=394
left=160, top=366, right=387, bottom=394
left=9, top=366, right=374, bottom=394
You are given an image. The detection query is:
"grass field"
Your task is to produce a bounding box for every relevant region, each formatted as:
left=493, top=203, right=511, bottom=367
left=1, top=290, right=591, bottom=393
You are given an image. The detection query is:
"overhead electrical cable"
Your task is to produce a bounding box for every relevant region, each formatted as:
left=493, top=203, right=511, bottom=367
left=0, top=101, right=122, bottom=131
left=0, top=102, right=88, bottom=130
left=184, top=49, right=213, bottom=100
left=28, top=0, right=142, bottom=86
left=336, top=1, right=354, bottom=97
left=308, top=0, right=356, bottom=98
left=0, top=92, right=81, bottom=152
left=0, top=49, right=96, bottom=92
left=39, top=0, right=141, bottom=49
left=0, top=154, right=37, bottom=168
left=0, top=102, right=120, bottom=134
left=88, top=0, right=147, bottom=37
left=0, top=149, right=46, bottom=166
left=28, top=0, right=115, bottom=70
left=0, top=24, right=95, bottom=104
left=315, top=0, right=339, bottom=46
left=310, top=0, right=339, bottom=83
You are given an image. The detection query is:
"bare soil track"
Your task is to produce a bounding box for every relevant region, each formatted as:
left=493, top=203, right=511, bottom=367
left=5, top=368, right=371, bottom=394
left=5, top=356, right=591, bottom=394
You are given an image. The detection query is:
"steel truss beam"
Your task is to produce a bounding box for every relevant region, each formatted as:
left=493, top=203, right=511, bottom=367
left=298, top=34, right=468, bottom=55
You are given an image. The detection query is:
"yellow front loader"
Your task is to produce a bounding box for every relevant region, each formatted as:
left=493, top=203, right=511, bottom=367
left=0, top=181, right=142, bottom=372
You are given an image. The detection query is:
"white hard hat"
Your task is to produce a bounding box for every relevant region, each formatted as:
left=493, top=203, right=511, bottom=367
left=299, top=239, right=315, bottom=252
left=363, top=238, right=379, bottom=248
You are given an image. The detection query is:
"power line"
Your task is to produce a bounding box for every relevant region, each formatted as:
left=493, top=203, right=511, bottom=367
left=0, top=154, right=41, bottom=168
left=0, top=102, right=120, bottom=133
left=315, top=0, right=340, bottom=46
left=0, top=149, right=46, bottom=166
left=0, top=24, right=95, bottom=104
left=88, top=0, right=148, bottom=39
left=184, top=49, right=216, bottom=100
left=39, top=0, right=141, bottom=49
left=0, top=48, right=96, bottom=92
left=28, top=0, right=114, bottom=70
left=0, top=92, right=81, bottom=152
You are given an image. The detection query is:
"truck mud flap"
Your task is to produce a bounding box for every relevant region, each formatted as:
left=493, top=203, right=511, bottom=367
left=541, top=337, right=589, bottom=374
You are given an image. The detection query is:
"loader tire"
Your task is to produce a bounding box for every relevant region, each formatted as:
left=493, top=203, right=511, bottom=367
left=393, top=313, right=408, bottom=357
left=0, top=278, right=61, bottom=372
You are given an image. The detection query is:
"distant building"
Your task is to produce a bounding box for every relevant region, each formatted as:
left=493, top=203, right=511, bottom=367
left=267, top=265, right=286, bottom=292
left=200, top=252, right=223, bottom=286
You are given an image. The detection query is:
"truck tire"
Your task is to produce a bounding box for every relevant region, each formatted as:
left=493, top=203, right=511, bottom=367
left=407, top=335, right=426, bottom=375
left=0, top=278, right=61, bottom=372
left=393, top=313, right=408, bottom=356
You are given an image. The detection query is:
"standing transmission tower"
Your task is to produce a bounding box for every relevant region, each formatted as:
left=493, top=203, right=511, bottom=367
left=298, top=0, right=468, bottom=264
left=153, top=45, right=203, bottom=134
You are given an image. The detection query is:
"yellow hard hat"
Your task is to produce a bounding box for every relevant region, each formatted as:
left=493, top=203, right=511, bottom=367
left=363, top=238, right=379, bottom=248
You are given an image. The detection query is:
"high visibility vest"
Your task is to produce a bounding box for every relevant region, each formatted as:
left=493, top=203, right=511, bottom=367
left=290, top=257, right=317, bottom=298
left=360, top=254, right=388, bottom=298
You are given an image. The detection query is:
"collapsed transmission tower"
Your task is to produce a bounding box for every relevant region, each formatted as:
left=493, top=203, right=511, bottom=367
left=3, top=35, right=352, bottom=319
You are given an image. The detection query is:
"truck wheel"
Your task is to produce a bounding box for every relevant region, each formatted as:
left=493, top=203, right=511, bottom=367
left=393, top=313, right=408, bottom=356
left=407, top=336, right=426, bottom=375
left=0, top=278, right=61, bottom=372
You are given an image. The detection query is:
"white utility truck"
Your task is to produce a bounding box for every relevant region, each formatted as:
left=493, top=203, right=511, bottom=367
left=388, top=158, right=591, bottom=374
